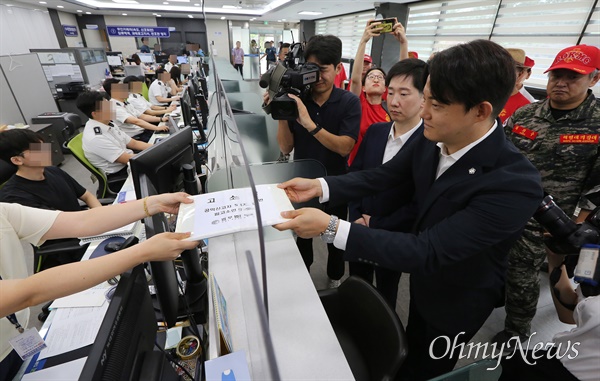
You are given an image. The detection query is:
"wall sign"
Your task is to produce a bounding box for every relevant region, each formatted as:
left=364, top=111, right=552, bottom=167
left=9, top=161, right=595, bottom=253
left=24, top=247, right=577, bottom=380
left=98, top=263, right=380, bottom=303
left=62, top=25, right=78, bottom=37
left=106, top=25, right=170, bottom=38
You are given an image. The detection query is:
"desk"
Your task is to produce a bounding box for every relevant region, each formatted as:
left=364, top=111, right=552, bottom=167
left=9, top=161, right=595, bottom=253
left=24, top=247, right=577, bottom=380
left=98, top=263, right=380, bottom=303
left=208, top=232, right=354, bottom=380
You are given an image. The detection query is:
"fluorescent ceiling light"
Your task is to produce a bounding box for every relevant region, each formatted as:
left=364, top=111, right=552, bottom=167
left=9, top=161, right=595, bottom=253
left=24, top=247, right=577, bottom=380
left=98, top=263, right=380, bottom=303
left=194, top=3, right=199, bottom=5
left=222, top=5, right=241, bottom=9
left=77, top=9, right=83, bottom=12
left=112, top=0, right=138, bottom=3
left=122, top=13, right=127, bottom=15
left=156, top=14, right=161, bottom=17
left=74, top=0, right=290, bottom=16
left=188, top=14, right=193, bottom=18
left=85, top=11, right=91, bottom=14
left=39, top=1, right=47, bottom=4
left=57, top=5, right=64, bottom=7
left=220, top=16, right=226, bottom=19
left=170, top=0, right=190, bottom=2
left=298, top=11, right=322, bottom=15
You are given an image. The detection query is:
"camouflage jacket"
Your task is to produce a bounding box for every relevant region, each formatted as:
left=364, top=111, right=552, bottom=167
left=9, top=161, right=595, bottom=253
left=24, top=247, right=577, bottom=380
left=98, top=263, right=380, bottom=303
left=505, top=91, right=599, bottom=216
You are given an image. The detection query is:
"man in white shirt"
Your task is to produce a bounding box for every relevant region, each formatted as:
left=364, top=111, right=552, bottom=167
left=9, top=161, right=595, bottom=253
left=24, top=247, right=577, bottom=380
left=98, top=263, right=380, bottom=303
left=76, top=91, right=151, bottom=192
left=164, top=54, right=178, bottom=73
left=148, top=68, right=180, bottom=106
left=103, top=79, right=169, bottom=142
left=347, top=58, right=427, bottom=306
left=123, top=76, right=176, bottom=117
left=274, top=40, right=544, bottom=380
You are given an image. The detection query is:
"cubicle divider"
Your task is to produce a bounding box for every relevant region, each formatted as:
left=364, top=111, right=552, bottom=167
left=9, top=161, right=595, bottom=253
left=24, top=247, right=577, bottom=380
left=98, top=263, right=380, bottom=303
left=204, top=49, right=281, bottom=380
left=204, top=51, right=354, bottom=380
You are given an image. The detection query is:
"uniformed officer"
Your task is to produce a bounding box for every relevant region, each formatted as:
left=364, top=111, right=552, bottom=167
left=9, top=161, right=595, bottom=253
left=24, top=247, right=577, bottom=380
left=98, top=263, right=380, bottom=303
left=497, top=44, right=600, bottom=345
left=76, top=91, right=152, bottom=192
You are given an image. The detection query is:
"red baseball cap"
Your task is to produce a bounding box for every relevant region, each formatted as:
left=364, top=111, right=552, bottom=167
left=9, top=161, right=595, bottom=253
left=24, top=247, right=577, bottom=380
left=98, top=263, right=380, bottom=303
left=363, top=54, right=373, bottom=63
left=544, top=45, right=600, bottom=74
left=524, top=56, right=535, bottom=68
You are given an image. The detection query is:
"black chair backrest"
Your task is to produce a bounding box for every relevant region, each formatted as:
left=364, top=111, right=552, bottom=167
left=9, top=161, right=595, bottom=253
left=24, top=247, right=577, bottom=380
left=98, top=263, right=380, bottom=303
left=337, top=276, right=408, bottom=381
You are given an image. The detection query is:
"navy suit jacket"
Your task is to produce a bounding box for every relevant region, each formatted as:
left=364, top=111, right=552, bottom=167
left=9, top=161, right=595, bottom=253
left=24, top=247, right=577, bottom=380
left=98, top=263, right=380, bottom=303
left=325, top=121, right=543, bottom=334
left=348, top=121, right=421, bottom=231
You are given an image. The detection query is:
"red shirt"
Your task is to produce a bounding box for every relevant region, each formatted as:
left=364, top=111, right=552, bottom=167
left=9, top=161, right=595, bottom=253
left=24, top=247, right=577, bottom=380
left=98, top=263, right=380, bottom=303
left=347, top=91, right=390, bottom=165
left=499, top=92, right=531, bottom=124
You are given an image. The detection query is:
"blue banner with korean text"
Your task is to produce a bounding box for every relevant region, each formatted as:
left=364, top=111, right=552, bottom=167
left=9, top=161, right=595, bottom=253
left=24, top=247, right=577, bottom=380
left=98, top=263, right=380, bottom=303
left=106, top=26, right=170, bottom=38
left=62, top=25, right=78, bottom=37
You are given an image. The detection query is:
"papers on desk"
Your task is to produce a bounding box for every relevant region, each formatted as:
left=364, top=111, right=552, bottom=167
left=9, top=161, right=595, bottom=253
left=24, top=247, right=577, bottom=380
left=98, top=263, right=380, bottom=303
left=175, top=184, right=293, bottom=241
left=49, top=282, right=111, bottom=309
left=22, top=357, right=86, bottom=381
left=38, top=304, right=109, bottom=360
left=79, top=220, right=140, bottom=244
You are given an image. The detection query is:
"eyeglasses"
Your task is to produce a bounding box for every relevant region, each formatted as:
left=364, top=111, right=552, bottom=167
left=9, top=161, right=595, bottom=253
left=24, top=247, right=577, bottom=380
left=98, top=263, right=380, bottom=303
left=366, top=74, right=385, bottom=81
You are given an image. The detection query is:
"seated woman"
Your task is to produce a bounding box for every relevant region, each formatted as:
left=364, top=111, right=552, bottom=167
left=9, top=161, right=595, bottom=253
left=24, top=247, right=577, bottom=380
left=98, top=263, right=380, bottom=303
left=0, top=193, right=198, bottom=380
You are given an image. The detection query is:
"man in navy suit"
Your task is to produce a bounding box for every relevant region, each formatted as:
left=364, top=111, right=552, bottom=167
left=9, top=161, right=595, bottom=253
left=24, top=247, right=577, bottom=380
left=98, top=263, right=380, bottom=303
left=275, top=40, right=544, bottom=380
left=348, top=58, right=427, bottom=307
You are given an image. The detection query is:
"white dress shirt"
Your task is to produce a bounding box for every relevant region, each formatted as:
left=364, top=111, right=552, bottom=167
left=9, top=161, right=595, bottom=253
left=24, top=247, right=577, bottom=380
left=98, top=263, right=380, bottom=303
left=318, top=121, right=498, bottom=250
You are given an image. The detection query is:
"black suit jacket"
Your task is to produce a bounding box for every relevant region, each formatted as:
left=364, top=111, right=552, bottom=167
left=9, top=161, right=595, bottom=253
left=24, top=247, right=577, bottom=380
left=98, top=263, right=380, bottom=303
left=348, top=121, right=421, bottom=231
left=325, top=121, right=543, bottom=334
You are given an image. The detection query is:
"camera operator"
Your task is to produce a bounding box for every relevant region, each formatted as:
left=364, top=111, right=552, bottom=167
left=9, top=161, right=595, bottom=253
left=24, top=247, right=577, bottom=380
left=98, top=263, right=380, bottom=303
left=500, top=251, right=599, bottom=381
left=265, top=35, right=361, bottom=288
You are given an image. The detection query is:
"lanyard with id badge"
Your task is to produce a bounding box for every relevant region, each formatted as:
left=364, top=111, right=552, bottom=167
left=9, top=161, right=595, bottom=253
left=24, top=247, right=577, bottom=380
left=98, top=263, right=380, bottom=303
left=1, top=275, right=47, bottom=360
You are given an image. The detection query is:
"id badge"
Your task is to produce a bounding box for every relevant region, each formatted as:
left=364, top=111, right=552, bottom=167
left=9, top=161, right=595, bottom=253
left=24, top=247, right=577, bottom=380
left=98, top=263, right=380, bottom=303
left=8, top=328, right=47, bottom=360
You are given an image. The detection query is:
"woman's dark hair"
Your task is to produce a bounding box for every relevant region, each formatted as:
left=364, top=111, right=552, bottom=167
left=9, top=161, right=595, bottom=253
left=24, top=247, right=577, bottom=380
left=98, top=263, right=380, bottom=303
left=425, top=40, right=515, bottom=117
left=131, top=53, right=141, bottom=65
left=304, top=35, right=342, bottom=67
left=170, top=66, right=182, bottom=85
left=0, top=129, right=45, bottom=164
left=362, top=67, right=387, bottom=86
left=76, top=91, right=106, bottom=119
left=385, top=58, right=427, bottom=93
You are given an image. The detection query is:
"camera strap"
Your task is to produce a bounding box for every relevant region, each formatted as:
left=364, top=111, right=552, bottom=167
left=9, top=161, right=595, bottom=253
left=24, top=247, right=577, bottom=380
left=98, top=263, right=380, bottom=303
left=549, top=264, right=577, bottom=311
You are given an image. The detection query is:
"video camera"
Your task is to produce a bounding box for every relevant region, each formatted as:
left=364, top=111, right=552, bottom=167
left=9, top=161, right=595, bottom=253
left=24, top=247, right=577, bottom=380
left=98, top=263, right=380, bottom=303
left=260, top=42, right=320, bottom=120
left=533, top=195, right=600, bottom=296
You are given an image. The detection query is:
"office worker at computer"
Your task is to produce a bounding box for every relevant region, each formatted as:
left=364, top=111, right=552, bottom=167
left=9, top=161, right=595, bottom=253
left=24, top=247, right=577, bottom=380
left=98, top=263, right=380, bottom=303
left=149, top=68, right=180, bottom=106
left=76, top=91, right=152, bottom=193
left=0, top=129, right=101, bottom=211
left=123, top=76, right=176, bottom=117
left=169, top=65, right=187, bottom=89
left=0, top=193, right=197, bottom=381
left=164, top=54, right=178, bottom=73
left=268, top=34, right=361, bottom=288
left=274, top=40, right=544, bottom=379
left=103, top=79, right=169, bottom=142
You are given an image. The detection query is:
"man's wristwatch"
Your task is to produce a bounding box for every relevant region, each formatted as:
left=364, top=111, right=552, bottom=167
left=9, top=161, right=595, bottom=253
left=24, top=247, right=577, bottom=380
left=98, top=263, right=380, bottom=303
left=310, top=123, right=322, bottom=136
left=320, top=215, right=339, bottom=243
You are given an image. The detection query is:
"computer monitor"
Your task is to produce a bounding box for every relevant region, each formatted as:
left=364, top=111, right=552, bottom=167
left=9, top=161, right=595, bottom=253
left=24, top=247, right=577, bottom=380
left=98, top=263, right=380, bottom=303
left=107, top=55, right=123, bottom=67
left=180, top=90, right=194, bottom=128
left=138, top=53, right=154, bottom=64
left=140, top=176, right=181, bottom=328
left=79, top=265, right=179, bottom=380
left=167, top=115, right=178, bottom=134
left=177, top=56, right=188, bottom=64
left=130, top=126, right=195, bottom=198
left=156, top=54, right=169, bottom=64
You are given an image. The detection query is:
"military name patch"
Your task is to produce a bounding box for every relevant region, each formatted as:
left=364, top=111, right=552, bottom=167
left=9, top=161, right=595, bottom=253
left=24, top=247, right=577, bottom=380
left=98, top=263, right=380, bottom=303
left=512, top=125, right=538, bottom=140
left=559, top=134, right=599, bottom=144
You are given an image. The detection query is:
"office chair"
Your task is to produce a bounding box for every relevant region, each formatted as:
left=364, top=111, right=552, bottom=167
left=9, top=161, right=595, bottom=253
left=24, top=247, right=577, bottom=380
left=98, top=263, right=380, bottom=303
left=67, top=133, right=128, bottom=198
left=318, top=276, right=408, bottom=381
left=142, top=82, right=150, bottom=101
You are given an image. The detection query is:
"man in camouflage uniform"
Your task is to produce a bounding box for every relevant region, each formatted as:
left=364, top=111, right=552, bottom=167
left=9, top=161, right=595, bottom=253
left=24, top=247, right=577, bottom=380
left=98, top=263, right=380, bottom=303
left=496, top=44, right=600, bottom=344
